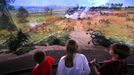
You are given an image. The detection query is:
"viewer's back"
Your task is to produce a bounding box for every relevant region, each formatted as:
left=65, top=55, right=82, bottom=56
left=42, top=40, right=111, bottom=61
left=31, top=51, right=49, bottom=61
left=57, top=53, right=90, bottom=75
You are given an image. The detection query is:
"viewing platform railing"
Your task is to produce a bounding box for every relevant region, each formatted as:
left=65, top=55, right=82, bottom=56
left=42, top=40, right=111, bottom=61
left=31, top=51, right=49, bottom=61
left=0, top=50, right=134, bottom=75
left=1, top=63, right=134, bottom=75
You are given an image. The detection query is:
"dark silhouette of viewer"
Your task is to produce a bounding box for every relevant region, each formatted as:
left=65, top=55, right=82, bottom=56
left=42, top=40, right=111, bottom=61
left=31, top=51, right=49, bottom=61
left=90, top=43, right=131, bottom=75
left=57, top=39, right=91, bottom=75
left=32, top=51, right=55, bottom=75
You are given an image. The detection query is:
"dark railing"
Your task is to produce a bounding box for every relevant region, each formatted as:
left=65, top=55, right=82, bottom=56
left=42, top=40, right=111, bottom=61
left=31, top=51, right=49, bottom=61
left=2, top=63, right=134, bottom=75
left=0, top=50, right=134, bottom=75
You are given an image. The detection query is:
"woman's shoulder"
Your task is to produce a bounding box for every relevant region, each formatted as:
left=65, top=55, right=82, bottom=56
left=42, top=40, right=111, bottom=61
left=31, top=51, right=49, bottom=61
left=76, top=53, right=86, bottom=58
left=59, top=55, right=66, bottom=62
left=60, top=55, right=66, bottom=59
left=75, top=53, right=88, bottom=61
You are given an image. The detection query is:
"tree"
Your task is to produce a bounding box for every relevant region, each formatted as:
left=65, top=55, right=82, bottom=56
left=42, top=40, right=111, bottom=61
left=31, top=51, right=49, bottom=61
left=44, top=7, right=50, bottom=13
left=110, top=3, right=123, bottom=10
left=50, top=8, right=53, bottom=15
left=0, top=0, right=17, bottom=31
left=8, top=5, right=15, bottom=11
left=44, top=7, right=53, bottom=15
left=16, top=7, right=29, bottom=23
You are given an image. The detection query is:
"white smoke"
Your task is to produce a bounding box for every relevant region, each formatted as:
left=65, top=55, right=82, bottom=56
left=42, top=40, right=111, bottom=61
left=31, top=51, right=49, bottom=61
left=65, top=7, right=91, bottom=19
left=79, top=7, right=90, bottom=19
left=29, top=22, right=42, bottom=28
left=80, top=12, right=88, bottom=19
left=65, top=12, right=80, bottom=20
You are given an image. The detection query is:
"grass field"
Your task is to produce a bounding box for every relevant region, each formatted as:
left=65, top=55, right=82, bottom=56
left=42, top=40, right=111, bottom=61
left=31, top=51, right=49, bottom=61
left=16, top=11, right=134, bottom=40
left=1, top=9, right=134, bottom=49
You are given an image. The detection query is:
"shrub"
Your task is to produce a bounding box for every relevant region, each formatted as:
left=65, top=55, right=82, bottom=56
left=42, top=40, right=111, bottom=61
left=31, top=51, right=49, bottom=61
left=15, top=44, right=34, bottom=55
left=108, top=36, right=127, bottom=44
left=6, top=29, right=30, bottom=52
left=59, top=33, right=70, bottom=46
left=0, top=30, right=12, bottom=39
left=46, top=32, right=70, bottom=46
left=46, top=35, right=61, bottom=45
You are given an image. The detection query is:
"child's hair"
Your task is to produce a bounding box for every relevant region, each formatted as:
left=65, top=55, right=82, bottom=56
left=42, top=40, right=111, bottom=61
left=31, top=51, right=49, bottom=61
left=65, top=39, right=79, bottom=68
left=110, top=43, right=130, bottom=59
left=33, top=51, right=45, bottom=63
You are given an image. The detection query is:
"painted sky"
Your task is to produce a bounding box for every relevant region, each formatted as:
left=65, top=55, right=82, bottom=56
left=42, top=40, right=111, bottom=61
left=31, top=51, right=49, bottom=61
left=11, top=0, right=134, bottom=7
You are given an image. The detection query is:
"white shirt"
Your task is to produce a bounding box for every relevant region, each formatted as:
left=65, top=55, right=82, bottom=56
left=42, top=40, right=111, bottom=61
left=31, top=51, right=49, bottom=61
left=57, top=53, right=90, bottom=75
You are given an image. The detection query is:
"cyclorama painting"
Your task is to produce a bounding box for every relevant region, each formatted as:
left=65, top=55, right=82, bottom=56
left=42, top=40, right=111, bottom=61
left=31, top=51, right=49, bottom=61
left=0, top=0, right=134, bottom=67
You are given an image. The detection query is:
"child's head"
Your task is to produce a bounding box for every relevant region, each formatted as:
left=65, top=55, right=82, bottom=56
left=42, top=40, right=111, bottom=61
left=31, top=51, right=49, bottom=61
left=66, top=39, right=79, bottom=53
left=33, top=51, right=46, bottom=64
left=109, top=43, right=130, bottom=59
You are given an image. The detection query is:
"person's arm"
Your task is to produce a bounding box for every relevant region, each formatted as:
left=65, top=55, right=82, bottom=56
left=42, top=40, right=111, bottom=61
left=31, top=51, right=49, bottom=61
left=92, top=65, right=100, bottom=75
left=32, top=64, right=39, bottom=75
left=45, top=56, right=55, bottom=75
left=90, top=59, right=100, bottom=75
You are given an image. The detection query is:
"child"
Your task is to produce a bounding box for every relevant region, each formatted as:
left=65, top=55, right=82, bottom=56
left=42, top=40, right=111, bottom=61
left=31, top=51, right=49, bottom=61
left=90, top=43, right=130, bottom=75
left=32, top=51, right=55, bottom=75
left=57, top=39, right=90, bottom=75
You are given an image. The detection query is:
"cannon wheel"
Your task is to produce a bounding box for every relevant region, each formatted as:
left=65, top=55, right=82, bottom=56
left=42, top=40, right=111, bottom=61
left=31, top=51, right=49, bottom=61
left=92, top=38, right=100, bottom=46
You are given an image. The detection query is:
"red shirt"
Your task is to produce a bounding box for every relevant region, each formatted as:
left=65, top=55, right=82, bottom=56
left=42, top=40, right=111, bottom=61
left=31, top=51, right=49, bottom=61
left=32, top=56, right=55, bottom=75
left=98, top=59, right=128, bottom=75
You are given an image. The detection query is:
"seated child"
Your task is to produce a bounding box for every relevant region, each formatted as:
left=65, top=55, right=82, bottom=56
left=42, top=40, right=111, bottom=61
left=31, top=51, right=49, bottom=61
left=90, top=43, right=131, bottom=75
left=32, top=51, right=55, bottom=75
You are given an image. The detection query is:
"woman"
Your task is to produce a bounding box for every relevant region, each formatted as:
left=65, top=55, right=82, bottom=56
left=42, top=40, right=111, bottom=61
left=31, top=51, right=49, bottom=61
left=57, top=39, right=90, bottom=75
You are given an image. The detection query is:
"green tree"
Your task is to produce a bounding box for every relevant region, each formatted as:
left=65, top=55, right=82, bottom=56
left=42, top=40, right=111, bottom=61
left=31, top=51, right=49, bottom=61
left=111, top=3, right=123, bottom=10
left=8, top=5, right=15, bottom=11
left=44, top=7, right=50, bottom=13
left=0, top=0, right=17, bottom=31
left=16, top=7, right=29, bottom=23
left=44, top=7, right=53, bottom=15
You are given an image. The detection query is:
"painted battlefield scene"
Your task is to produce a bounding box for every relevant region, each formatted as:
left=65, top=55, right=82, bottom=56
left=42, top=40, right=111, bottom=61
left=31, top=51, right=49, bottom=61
left=0, top=0, right=134, bottom=75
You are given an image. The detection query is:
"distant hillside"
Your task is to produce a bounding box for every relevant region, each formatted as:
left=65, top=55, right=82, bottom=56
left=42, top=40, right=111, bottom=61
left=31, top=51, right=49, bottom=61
left=14, top=5, right=75, bottom=11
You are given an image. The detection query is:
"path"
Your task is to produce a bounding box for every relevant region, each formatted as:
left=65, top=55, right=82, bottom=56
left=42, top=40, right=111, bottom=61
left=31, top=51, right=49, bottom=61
left=70, top=20, right=106, bottom=50
left=70, top=31, right=91, bottom=49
